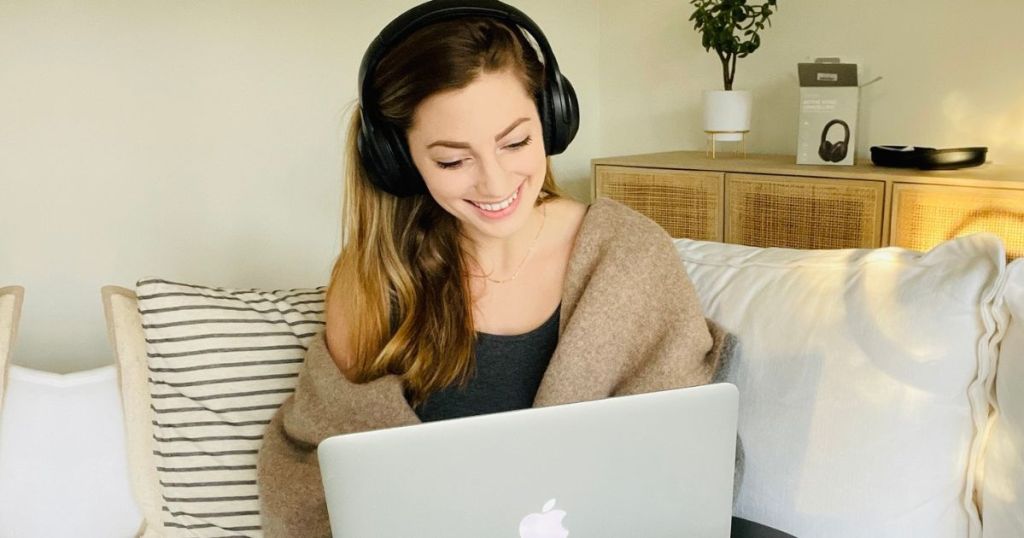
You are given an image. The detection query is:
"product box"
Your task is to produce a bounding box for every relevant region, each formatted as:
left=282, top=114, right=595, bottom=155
left=796, top=60, right=859, bottom=165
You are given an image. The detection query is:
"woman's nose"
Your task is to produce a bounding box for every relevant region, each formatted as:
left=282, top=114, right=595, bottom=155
left=474, top=151, right=509, bottom=197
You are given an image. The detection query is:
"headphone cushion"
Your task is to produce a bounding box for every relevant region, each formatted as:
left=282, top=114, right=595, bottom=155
left=831, top=142, right=847, bottom=162
left=819, top=140, right=833, bottom=161
left=359, top=111, right=426, bottom=197
left=537, top=82, right=556, bottom=155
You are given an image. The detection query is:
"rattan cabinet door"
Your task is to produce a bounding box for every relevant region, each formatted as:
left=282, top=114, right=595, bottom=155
left=594, top=165, right=723, bottom=240
left=725, top=173, right=885, bottom=249
left=892, top=183, right=1024, bottom=259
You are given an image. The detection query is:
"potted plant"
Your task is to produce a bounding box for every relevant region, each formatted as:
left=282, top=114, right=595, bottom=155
left=690, top=0, right=778, bottom=141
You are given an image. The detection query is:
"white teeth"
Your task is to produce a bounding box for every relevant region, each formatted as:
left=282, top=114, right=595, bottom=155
left=471, top=187, right=518, bottom=212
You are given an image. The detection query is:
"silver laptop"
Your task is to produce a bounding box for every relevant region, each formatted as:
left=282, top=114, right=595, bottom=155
left=318, top=382, right=738, bottom=537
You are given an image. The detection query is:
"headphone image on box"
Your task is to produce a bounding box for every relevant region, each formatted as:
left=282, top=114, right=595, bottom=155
left=357, top=0, right=581, bottom=197
left=818, top=119, right=850, bottom=163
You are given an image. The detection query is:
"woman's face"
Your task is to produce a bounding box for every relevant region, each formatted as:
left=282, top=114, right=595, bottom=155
left=406, top=69, right=548, bottom=245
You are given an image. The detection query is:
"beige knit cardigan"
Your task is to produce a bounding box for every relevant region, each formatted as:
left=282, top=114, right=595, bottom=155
left=257, top=197, right=729, bottom=537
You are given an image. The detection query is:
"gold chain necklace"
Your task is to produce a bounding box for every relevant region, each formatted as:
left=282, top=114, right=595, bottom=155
left=472, top=204, right=546, bottom=284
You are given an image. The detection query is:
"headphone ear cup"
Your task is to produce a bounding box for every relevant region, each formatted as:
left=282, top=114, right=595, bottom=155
left=382, top=122, right=425, bottom=194
left=541, top=72, right=579, bottom=156
left=819, top=140, right=833, bottom=162
left=358, top=110, right=425, bottom=197
left=537, top=84, right=555, bottom=155
left=832, top=141, right=847, bottom=162
left=357, top=112, right=389, bottom=190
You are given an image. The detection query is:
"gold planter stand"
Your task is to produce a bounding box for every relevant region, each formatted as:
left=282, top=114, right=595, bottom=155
left=705, top=130, right=748, bottom=159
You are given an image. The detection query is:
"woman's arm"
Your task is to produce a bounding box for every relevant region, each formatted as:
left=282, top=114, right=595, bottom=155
left=611, top=225, right=723, bottom=397
left=258, top=403, right=333, bottom=538
left=256, top=332, right=422, bottom=536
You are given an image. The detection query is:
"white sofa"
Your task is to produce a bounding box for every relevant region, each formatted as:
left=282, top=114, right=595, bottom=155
left=100, top=233, right=1023, bottom=538
left=5, top=233, right=1019, bottom=537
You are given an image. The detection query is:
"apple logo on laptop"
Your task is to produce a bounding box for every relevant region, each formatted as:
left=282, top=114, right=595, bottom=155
left=518, top=498, right=569, bottom=538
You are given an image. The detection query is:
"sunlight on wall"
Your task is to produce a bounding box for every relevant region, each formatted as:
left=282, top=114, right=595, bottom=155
left=942, top=91, right=1024, bottom=160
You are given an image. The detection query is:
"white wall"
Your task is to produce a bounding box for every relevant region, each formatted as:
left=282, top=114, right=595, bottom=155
left=4, top=0, right=1021, bottom=373
left=598, top=0, right=1024, bottom=164
left=0, top=0, right=599, bottom=373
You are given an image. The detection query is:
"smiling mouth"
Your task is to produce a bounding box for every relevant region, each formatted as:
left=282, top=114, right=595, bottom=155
left=466, top=182, right=521, bottom=212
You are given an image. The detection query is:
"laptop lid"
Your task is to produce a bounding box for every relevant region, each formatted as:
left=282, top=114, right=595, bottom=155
left=317, top=382, right=738, bottom=537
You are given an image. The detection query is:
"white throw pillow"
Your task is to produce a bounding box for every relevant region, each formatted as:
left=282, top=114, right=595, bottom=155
left=674, top=233, right=1007, bottom=538
left=0, top=366, right=141, bottom=537
left=135, top=277, right=325, bottom=537
left=979, top=258, right=1024, bottom=537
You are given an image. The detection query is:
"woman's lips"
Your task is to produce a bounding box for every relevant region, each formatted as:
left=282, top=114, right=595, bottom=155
left=466, top=181, right=524, bottom=220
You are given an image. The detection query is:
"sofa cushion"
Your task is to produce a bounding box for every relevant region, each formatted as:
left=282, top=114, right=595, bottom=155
left=674, top=233, right=1007, bottom=538
left=134, top=278, right=325, bottom=536
left=979, top=258, right=1024, bottom=537
left=0, top=366, right=141, bottom=537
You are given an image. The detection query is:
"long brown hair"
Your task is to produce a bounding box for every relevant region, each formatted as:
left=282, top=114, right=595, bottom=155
left=327, top=17, right=564, bottom=406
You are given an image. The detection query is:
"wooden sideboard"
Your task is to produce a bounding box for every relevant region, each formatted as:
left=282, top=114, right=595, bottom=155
left=591, top=151, right=1024, bottom=259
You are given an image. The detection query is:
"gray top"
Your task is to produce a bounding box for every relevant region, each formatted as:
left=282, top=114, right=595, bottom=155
left=413, top=305, right=561, bottom=422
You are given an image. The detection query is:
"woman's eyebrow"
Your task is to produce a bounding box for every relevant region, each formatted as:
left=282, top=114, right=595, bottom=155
left=426, top=117, right=530, bottom=149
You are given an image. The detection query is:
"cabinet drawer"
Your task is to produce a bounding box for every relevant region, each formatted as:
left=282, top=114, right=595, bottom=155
left=594, top=165, right=723, bottom=240
left=892, top=183, right=1024, bottom=259
left=725, top=173, right=885, bottom=249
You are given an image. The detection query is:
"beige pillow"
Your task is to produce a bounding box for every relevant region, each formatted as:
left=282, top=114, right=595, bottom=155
left=103, top=285, right=163, bottom=538
left=0, top=286, right=25, bottom=419
left=103, top=278, right=325, bottom=537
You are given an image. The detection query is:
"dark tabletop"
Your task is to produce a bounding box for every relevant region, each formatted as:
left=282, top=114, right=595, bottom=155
left=731, top=517, right=797, bottom=538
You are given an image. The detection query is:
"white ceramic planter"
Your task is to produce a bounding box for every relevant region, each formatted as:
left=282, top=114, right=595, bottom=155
left=702, top=90, right=752, bottom=141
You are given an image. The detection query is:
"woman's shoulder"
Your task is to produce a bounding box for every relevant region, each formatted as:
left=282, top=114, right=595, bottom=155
left=537, top=196, right=586, bottom=256
left=546, top=195, right=587, bottom=230
left=544, top=195, right=662, bottom=240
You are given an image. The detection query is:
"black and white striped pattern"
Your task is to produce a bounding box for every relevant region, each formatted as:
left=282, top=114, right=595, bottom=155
left=136, top=278, right=325, bottom=538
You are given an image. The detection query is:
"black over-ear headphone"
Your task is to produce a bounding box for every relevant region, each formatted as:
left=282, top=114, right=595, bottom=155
left=818, top=119, right=850, bottom=163
left=357, top=0, right=580, bottom=197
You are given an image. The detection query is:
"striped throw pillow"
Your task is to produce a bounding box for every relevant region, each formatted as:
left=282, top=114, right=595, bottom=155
left=136, top=277, right=325, bottom=537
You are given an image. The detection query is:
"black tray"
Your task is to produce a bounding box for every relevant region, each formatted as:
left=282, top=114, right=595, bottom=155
left=870, top=145, right=987, bottom=170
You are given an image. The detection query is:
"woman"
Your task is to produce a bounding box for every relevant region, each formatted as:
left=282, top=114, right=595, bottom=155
left=257, top=1, right=730, bottom=535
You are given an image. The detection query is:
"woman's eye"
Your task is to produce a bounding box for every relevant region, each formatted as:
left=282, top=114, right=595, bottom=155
left=436, top=160, right=462, bottom=170
left=507, top=135, right=532, bottom=149
left=434, top=136, right=532, bottom=170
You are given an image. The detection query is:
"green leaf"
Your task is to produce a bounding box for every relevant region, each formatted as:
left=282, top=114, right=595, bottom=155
left=690, top=0, right=778, bottom=78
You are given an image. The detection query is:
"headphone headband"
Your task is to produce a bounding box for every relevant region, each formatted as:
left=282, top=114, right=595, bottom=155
left=818, top=118, right=851, bottom=163
left=360, top=0, right=561, bottom=106
left=820, top=118, right=850, bottom=144
left=357, top=0, right=579, bottom=197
